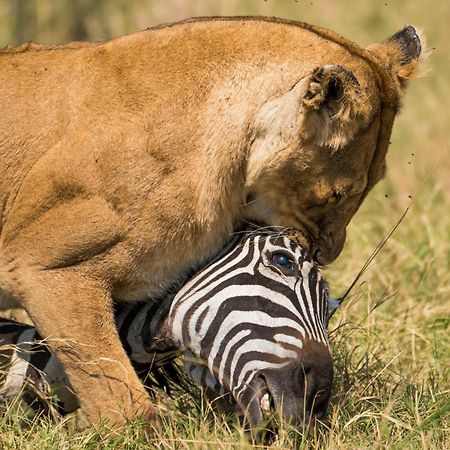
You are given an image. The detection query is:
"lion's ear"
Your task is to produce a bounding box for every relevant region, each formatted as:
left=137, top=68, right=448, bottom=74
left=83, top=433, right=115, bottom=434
left=367, top=26, right=425, bottom=91
left=301, top=65, right=367, bottom=150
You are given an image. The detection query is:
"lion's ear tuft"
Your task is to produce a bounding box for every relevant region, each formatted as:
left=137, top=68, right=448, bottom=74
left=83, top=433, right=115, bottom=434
left=367, top=26, right=428, bottom=91
left=301, top=65, right=368, bottom=151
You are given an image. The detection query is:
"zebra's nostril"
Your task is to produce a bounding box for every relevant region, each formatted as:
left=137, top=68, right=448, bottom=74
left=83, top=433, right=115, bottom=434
left=295, top=363, right=314, bottom=392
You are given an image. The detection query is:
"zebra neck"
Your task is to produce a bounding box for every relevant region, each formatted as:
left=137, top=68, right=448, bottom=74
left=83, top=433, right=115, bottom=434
left=115, top=296, right=177, bottom=364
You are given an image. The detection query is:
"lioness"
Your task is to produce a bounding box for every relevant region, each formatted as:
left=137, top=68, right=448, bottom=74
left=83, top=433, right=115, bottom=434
left=0, top=17, right=422, bottom=426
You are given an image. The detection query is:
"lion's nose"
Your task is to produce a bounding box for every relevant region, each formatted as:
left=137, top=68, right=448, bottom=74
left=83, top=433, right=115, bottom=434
left=314, top=229, right=346, bottom=265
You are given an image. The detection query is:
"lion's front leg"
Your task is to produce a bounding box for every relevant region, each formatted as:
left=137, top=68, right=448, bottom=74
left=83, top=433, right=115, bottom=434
left=13, top=267, right=154, bottom=426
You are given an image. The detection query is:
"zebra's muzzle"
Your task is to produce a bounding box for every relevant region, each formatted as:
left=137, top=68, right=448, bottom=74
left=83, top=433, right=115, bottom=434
left=240, top=341, right=333, bottom=435
left=264, top=343, right=333, bottom=429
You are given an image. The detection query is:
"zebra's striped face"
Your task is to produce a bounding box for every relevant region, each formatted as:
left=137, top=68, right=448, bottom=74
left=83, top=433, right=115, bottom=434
left=167, top=232, right=333, bottom=428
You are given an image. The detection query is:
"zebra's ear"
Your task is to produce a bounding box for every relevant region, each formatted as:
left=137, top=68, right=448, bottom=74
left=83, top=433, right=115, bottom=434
left=301, top=65, right=369, bottom=150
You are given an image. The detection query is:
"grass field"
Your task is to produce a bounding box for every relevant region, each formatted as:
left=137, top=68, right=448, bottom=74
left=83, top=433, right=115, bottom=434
left=0, top=1, right=449, bottom=448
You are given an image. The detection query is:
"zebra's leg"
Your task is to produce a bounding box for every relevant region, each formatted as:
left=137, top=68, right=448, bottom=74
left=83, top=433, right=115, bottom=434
left=6, top=267, right=154, bottom=427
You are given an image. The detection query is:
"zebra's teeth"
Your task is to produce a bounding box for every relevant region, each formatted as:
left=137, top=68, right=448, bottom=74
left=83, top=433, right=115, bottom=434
left=260, top=392, right=271, bottom=413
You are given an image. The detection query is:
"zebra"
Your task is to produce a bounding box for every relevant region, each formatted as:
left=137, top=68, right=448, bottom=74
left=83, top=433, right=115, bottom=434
left=166, top=231, right=334, bottom=427
left=0, top=230, right=335, bottom=429
left=0, top=318, right=79, bottom=415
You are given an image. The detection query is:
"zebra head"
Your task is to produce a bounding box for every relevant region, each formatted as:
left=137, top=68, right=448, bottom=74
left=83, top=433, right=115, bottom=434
left=166, top=232, right=333, bottom=430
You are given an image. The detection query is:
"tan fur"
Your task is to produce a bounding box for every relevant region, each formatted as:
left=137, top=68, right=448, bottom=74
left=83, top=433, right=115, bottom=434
left=0, top=17, right=423, bottom=426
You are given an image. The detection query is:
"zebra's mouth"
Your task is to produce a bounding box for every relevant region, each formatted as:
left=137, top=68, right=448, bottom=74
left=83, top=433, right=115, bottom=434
left=259, top=390, right=275, bottom=418
left=254, top=376, right=277, bottom=425
left=239, top=374, right=277, bottom=428
left=252, top=379, right=279, bottom=443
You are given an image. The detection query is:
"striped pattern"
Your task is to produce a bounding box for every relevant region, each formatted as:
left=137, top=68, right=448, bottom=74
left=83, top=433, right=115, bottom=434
left=0, top=231, right=330, bottom=416
left=167, top=232, right=330, bottom=403
left=0, top=318, right=77, bottom=413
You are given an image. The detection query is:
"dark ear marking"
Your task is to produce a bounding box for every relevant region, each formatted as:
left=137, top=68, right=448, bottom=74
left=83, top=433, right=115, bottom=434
left=366, top=25, right=426, bottom=95
left=385, top=26, right=421, bottom=65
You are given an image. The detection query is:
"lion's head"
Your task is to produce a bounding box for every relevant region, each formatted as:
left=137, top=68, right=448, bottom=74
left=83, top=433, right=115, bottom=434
left=244, top=26, right=424, bottom=265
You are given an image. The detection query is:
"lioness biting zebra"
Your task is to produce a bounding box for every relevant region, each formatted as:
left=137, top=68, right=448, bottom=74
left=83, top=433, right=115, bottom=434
left=0, top=17, right=423, bottom=427
left=1, top=231, right=334, bottom=434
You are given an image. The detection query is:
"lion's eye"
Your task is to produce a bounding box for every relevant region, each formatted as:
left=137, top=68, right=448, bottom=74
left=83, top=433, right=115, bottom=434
left=271, top=252, right=296, bottom=274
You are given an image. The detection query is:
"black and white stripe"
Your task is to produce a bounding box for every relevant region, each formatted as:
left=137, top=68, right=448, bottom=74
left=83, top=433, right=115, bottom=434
left=0, top=319, right=77, bottom=413
left=167, top=232, right=330, bottom=405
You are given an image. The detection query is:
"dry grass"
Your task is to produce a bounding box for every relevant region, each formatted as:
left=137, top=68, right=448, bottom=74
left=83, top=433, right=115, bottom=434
left=1, top=0, right=449, bottom=448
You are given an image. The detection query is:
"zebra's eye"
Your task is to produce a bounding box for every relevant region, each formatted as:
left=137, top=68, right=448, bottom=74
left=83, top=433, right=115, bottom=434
left=271, top=252, right=296, bottom=274
left=273, top=253, right=290, bottom=266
